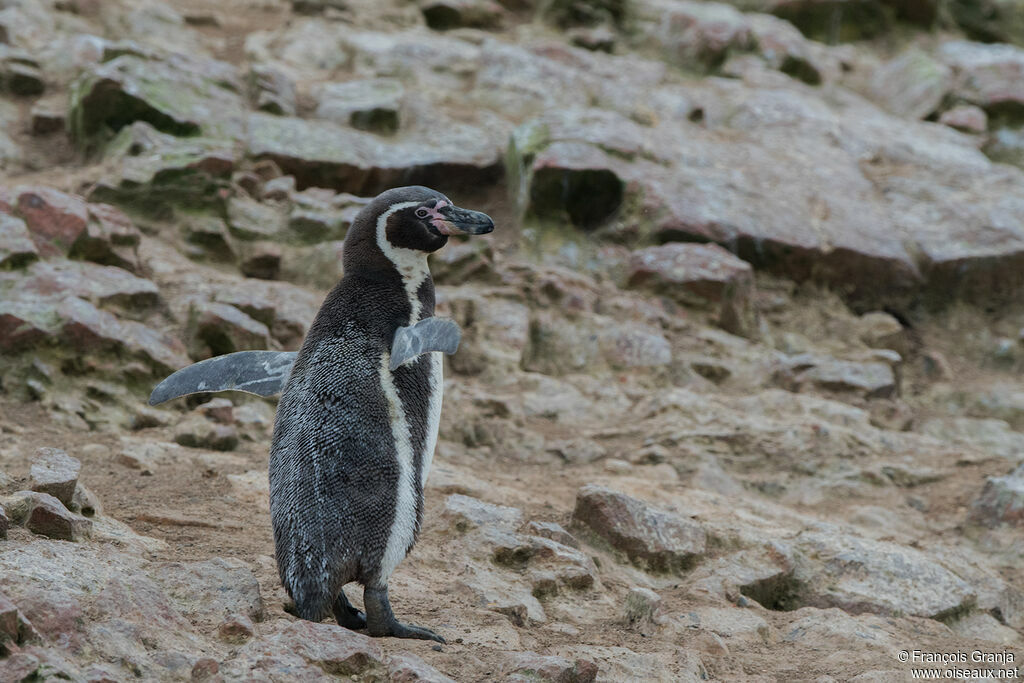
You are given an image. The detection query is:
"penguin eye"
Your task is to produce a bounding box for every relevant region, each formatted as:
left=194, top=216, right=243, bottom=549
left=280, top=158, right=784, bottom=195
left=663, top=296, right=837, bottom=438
left=414, top=208, right=430, bottom=219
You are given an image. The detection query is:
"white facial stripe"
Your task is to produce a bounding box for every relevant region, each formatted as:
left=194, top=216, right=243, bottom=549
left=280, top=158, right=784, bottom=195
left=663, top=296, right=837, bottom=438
left=377, top=353, right=419, bottom=583
left=375, top=201, right=431, bottom=323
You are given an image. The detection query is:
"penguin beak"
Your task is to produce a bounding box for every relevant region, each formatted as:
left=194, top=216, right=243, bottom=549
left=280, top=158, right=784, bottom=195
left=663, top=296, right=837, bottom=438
left=431, top=204, right=494, bottom=236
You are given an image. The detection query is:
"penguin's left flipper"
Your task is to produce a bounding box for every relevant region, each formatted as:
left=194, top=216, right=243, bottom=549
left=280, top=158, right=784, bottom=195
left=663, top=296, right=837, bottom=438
left=389, top=317, right=462, bottom=372
left=148, top=350, right=299, bottom=406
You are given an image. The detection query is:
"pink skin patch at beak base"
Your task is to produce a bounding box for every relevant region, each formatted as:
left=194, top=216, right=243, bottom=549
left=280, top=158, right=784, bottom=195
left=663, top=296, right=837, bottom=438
left=424, top=200, right=455, bottom=234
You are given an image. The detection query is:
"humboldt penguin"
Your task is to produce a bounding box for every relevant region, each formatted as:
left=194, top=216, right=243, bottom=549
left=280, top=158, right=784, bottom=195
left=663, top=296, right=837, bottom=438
left=149, top=186, right=494, bottom=642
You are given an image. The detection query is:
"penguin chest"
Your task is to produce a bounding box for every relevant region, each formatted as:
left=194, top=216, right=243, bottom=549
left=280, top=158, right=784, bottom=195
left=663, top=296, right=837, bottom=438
left=376, top=350, right=444, bottom=580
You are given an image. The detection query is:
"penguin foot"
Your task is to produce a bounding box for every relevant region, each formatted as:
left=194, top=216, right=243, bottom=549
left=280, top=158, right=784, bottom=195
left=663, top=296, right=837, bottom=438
left=364, top=585, right=446, bottom=643
left=332, top=589, right=367, bottom=631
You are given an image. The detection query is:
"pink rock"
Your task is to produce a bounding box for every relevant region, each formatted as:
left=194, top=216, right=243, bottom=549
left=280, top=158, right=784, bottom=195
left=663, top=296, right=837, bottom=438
left=13, top=187, right=89, bottom=258
left=938, top=104, right=987, bottom=134
left=25, top=492, right=93, bottom=542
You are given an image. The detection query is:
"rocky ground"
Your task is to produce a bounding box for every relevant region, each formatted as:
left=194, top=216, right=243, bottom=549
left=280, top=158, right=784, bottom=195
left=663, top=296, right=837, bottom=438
left=1, top=0, right=1024, bottom=680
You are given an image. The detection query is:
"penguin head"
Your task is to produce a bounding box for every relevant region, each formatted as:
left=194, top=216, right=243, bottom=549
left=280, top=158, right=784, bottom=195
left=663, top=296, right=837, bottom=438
left=344, top=186, right=494, bottom=272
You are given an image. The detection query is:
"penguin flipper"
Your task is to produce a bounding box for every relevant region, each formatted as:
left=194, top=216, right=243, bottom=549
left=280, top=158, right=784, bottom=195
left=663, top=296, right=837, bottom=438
left=389, top=317, right=462, bottom=372
left=148, top=350, right=298, bottom=405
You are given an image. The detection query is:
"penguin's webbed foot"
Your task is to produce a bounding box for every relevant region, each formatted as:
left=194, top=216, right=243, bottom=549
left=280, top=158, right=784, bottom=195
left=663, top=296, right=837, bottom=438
left=332, top=589, right=367, bottom=631
left=364, top=586, right=446, bottom=643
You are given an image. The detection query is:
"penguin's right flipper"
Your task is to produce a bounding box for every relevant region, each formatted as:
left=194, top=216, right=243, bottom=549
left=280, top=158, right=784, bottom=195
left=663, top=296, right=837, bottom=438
left=389, top=317, right=462, bottom=371
left=148, top=351, right=298, bottom=405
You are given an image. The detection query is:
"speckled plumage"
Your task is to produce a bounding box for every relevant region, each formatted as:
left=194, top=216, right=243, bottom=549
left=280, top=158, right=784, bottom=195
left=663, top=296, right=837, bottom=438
left=268, top=187, right=489, bottom=633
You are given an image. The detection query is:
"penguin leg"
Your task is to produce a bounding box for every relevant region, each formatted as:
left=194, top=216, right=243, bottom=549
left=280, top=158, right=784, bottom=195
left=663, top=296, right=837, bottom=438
left=363, top=585, right=445, bottom=643
left=332, top=588, right=367, bottom=630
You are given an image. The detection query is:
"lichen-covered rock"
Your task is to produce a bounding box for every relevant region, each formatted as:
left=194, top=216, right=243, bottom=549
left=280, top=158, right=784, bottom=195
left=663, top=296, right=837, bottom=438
left=89, top=122, right=237, bottom=214
left=29, top=448, right=81, bottom=508
left=572, top=485, right=707, bottom=571
left=69, top=53, right=246, bottom=142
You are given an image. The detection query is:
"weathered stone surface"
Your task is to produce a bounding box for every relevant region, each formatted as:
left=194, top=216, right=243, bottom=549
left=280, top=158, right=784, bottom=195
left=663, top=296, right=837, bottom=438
left=0, top=541, right=205, bottom=679
left=572, top=485, right=707, bottom=571
left=247, top=112, right=502, bottom=195
left=386, top=651, right=458, bottom=682
left=57, top=296, right=189, bottom=374
left=29, top=448, right=81, bottom=508
left=74, top=203, right=143, bottom=273
left=627, top=243, right=756, bottom=337
left=152, top=557, right=263, bottom=627
left=443, top=493, right=523, bottom=532
left=501, top=651, right=599, bottom=682
left=421, top=0, right=507, bottom=31
left=868, top=49, right=952, bottom=120
left=69, top=53, right=246, bottom=141
left=543, top=0, right=626, bottom=27
left=186, top=300, right=270, bottom=358
left=522, top=310, right=659, bottom=375
left=89, top=122, right=236, bottom=213
left=315, top=78, right=404, bottom=135
left=173, top=415, right=240, bottom=452
left=25, top=492, right=92, bottom=542
left=791, top=528, right=975, bottom=619
left=8, top=186, right=89, bottom=258
left=0, top=505, right=7, bottom=539
left=634, top=0, right=753, bottom=71
left=772, top=353, right=897, bottom=398
left=0, top=213, right=37, bottom=268
left=212, top=279, right=320, bottom=349
left=948, top=0, right=1024, bottom=47
left=227, top=195, right=287, bottom=241
left=625, top=587, right=664, bottom=625
left=938, top=41, right=1024, bottom=112
left=971, top=464, right=1024, bottom=527
left=0, top=260, right=159, bottom=313
left=767, top=0, right=895, bottom=42
left=221, top=619, right=387, bottom=680
left=248, top=64, right=296, bottom=116
left=939, top=104, right=988, bottom=134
